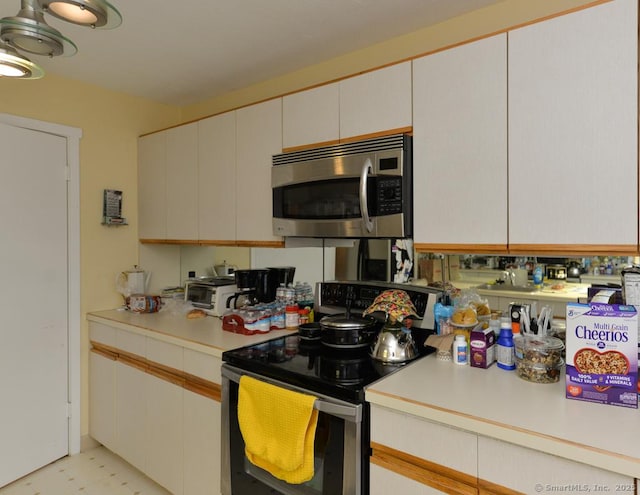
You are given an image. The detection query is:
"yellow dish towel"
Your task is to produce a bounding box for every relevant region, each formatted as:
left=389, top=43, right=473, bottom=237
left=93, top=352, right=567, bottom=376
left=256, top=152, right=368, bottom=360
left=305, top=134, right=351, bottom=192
left=238, top=375, right=318, bottom=484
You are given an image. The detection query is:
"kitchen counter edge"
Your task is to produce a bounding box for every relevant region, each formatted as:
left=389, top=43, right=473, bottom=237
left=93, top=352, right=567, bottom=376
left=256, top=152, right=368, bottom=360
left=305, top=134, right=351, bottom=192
left=87, top=309, right=295, bottom=358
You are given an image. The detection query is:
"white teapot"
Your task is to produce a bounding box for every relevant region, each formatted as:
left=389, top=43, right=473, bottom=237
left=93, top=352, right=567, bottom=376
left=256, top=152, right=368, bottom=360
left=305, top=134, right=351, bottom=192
left=116, top=265, right=151, bottom=297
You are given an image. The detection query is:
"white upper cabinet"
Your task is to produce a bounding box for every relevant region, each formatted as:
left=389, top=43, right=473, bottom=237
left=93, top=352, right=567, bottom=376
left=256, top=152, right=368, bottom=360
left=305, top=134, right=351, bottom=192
left=282, top=83, right=340, bottom=150
left=198, top=112, right=237, bottom=241
left=508, top=0, right=638, bottom=248
left=138, top=123, right=198, bottom=241
left=236, top=98, right=283, bottom=243
left=138, top=131, right=167, bottom=240
left=339, top=61, right=412, bottom=139
left=412, top=34, right=508, bottom=247
left=165, top=123, right=199, bottom=241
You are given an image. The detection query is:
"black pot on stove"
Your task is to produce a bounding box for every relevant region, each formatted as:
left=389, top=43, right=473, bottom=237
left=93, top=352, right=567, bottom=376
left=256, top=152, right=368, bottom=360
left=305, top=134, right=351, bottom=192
left=319, top=313, right=380, bottom=348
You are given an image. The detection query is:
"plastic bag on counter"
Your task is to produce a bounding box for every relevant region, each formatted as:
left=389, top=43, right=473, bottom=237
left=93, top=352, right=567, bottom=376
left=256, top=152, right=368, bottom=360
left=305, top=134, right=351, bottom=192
left=452, top=289, right=490, bottom=319
left=161, top=296, right=195, bottom=316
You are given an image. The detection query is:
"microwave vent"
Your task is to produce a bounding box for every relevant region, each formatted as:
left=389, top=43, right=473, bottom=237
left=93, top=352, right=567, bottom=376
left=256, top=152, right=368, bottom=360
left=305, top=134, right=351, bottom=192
left=272, top=133, right=409, bottom=166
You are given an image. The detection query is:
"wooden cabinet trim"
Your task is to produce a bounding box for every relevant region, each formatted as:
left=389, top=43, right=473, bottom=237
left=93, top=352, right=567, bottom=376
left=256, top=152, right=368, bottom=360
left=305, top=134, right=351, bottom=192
left=90, top=341, right=221, bottom=403
left=139, top=238, right=286, bottom=247
left=415, top=243, right=639, bottom=256
left=508, top=244, right=639, bottom=256
left=90, top=346, right=117, bottom=361
left=370, top=442, right=477, bottom=495
left=371, top=442, right=536, bottom=495
left=415, top=243, right=508, bottom=254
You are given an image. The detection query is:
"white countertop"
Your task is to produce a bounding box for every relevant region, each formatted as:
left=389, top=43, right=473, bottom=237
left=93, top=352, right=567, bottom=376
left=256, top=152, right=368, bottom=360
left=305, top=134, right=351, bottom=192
left=87, top=309, right=295, bottom=358
left=366, top=355, right=640, bottom=478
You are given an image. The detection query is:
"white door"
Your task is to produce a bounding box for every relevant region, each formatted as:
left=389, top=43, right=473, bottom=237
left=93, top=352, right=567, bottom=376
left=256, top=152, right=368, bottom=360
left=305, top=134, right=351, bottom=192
left=0, top=122, right=69, bottom=486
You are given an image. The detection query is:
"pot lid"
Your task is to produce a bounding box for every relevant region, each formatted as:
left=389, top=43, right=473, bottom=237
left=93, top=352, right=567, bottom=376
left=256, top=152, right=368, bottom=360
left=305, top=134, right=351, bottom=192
left=320, top=314, right=376, bottom=330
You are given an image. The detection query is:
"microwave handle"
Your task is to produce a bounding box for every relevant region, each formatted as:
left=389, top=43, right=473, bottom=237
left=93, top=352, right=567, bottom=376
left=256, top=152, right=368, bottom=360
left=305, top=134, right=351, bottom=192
left=359, top=158, right=374, bottom=233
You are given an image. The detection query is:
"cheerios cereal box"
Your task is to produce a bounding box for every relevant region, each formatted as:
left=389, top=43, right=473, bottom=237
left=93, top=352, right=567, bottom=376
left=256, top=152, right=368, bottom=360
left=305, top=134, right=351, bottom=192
left=565, top=303, right=637, bottom=408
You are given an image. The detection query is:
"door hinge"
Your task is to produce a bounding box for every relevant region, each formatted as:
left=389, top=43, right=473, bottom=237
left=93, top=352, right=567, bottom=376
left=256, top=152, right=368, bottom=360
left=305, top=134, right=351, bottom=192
left=65, top=164, right=71, bottom=182
left=67, top=402, right=72, bottom=418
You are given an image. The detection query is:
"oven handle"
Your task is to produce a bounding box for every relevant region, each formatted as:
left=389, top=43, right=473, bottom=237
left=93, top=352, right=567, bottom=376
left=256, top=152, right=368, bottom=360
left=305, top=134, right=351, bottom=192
left=222, top=365, right=362, bottom=422
left=359, top=158, right=374, bottom=234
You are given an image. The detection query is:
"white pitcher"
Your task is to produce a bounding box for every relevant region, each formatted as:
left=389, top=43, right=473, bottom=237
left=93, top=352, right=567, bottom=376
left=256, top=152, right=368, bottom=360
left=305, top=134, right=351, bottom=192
left=116, top=265, right=151, bottom=297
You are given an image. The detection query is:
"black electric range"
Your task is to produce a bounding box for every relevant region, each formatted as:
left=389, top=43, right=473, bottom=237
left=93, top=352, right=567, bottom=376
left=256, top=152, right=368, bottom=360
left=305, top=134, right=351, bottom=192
left=222, top=281, right=444, bottom=403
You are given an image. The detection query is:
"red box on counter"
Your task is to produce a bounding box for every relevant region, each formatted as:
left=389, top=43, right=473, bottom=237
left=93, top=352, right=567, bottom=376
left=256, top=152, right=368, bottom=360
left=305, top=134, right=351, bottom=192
left=470, top=326, right=496, bottom=369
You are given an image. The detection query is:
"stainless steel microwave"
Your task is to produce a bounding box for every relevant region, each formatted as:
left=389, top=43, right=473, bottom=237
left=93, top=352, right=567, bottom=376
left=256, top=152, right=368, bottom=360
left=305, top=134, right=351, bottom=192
left=271, top=133, right=412, bottom=238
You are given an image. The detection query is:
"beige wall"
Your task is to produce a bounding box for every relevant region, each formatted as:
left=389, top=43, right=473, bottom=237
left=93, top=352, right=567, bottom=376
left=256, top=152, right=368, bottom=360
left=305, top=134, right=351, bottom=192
left=0, top=0, right=604, bottom=443
left=1, top=73, right=180, bottom=439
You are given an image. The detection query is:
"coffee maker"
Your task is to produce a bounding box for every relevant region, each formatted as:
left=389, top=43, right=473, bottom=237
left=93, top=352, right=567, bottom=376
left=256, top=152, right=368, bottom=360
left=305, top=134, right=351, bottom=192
left=265, top=266, right=296, bottom=302
left=226, top=267, right=296, bottom=308
left=227, top=269, right=270, bottom=308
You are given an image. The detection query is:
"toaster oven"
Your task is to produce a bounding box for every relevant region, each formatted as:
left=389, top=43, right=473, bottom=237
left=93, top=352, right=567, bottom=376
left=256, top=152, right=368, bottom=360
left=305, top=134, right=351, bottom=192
left=185, top=279, right=237, bottom=316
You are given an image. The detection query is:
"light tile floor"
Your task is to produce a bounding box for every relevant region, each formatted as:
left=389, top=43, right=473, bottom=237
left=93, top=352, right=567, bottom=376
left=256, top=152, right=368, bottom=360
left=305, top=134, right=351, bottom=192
left=0, top=446, right=171, bottom=495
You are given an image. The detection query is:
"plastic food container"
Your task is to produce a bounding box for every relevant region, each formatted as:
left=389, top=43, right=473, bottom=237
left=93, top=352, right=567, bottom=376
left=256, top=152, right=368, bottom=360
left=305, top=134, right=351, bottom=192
left=515, top=354, right=564, bottom=383
left=513, top=334, right=565, bottom=383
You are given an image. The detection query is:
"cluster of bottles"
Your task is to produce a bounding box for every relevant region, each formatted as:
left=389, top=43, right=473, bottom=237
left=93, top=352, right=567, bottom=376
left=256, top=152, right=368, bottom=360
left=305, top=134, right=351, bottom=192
left=274, top=282, right=315, bottom=330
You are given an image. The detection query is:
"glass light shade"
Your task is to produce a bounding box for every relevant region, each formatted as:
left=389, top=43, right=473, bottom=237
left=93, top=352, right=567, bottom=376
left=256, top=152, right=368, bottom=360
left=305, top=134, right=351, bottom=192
left=48, top=2, right=98, bottom=25
left=0, top=43, right=44, bottom=78
left=39, top=0, right=122, bottom=29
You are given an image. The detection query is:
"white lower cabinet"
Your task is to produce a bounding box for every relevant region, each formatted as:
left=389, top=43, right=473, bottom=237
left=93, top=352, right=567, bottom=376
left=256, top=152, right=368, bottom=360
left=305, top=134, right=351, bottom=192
left=88, top=350, right=116, bottom=452
left=146, top=373, right=184, bottom=495
left=184, top=390, right=221, bottom=495
left=115, top=361, right=147, bottom=473
left=370, top=464, right=450, bottom=495
left=369, top=405, right=636, bottom=495
left=369, top=404, right=477, bottom=495
left=89, top=321, right=223, bottom=495
left=478, top=436, right=635, bottom=494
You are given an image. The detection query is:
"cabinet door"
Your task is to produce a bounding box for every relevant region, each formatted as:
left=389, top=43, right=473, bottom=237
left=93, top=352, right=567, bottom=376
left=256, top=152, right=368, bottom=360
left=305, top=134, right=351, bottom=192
left=138, top=132, right=167, bottom=240
left=236, top=98, right=283, bottom=242
left=115, top=361, right=147, bottom=472
left=370, top=405, right=477, bottom=478
left=198, top=112, right=237, bottom=241
left=145, top=372, right=184, bottom=495
left=184, top=390, right=221, bottom=495
left=412, top=34, right=507, bottom=248
left=282, top=83, right=340, bottom=150
left=478, top=436, right=635, bottom=494
left=508, top=0, right=637, bottom=248
left=339, top=61, right=412, bottom=139
left=370, top=464, right=453, bottom=495
left=166, top=122, right=199, bottom=241
left=89, top=350, right=116, bottom=452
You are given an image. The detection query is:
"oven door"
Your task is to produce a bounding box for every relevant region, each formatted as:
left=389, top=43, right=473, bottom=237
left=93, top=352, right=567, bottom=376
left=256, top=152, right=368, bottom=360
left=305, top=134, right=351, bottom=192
left=221, top=364, right=365, bottom=495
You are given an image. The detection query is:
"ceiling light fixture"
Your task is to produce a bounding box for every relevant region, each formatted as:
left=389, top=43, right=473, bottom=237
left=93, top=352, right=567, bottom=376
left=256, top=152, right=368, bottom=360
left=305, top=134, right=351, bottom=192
left=38, top=0, right=122, bottom=29
left=0, top=0, right=120, bottom=78
left=0, top=0, right=77, bottom=57
left=0, top=40, right=44, bottom=78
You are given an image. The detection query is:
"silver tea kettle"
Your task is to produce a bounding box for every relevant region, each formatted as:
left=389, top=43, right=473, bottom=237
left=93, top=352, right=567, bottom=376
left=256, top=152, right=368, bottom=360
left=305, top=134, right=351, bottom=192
left=371, top=325, right=418, bottom=363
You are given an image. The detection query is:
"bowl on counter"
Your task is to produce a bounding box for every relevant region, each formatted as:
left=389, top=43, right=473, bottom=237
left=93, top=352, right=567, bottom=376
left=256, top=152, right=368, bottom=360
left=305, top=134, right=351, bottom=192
left=515, top=355, right=564, bottom=383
